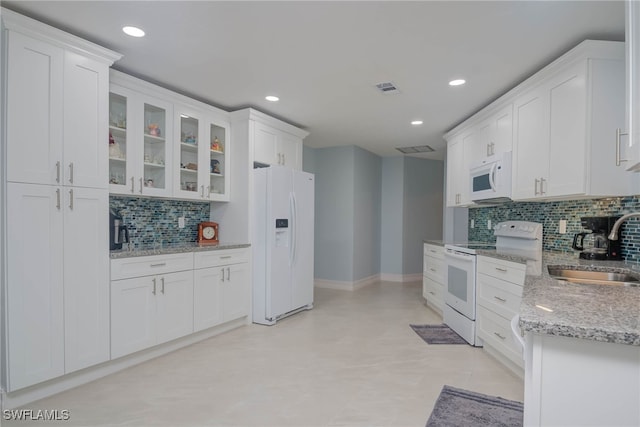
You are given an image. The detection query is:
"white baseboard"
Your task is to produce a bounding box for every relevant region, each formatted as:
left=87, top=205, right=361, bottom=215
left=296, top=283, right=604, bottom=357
left=314, top=274, right=380, bottom=291
left=2, top=317, right=247, bottom=410
left=380, top=273, right=422, bottom=283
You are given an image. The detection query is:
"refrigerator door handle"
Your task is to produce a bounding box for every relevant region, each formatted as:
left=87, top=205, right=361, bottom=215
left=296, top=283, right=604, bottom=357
left=289, top=192, right=297, bottom=266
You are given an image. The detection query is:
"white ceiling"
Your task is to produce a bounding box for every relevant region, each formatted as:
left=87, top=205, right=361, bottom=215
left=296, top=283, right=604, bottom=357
left=2, top=1, right=625, bottom=160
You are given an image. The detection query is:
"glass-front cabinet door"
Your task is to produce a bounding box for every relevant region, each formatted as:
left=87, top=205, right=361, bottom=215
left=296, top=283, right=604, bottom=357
left=173, top=105, right=230, bottom=201
left=108, top=84, right=172, bottom=197
left=207, top=122, right=229, bottom=201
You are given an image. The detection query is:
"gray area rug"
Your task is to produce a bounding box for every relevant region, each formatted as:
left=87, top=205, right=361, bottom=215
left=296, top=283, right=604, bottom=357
left=410, top=324, right=467, bottom=345
left=426, top=385, right=524, bottom=427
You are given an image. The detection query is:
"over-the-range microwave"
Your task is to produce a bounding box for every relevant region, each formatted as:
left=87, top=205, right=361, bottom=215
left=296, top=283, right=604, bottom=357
left=469, top=151, right=512, bottom=203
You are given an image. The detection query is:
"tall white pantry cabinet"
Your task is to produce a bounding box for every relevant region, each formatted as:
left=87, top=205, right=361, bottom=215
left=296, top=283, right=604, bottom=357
left=1, top=9, right=121, bottom=391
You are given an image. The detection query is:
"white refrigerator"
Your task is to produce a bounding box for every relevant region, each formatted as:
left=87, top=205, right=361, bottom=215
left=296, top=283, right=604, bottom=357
left=252, top=166, right=315, bottom=325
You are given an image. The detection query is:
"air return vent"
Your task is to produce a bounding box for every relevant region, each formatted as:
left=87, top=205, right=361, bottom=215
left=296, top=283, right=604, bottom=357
left=375, top=81, right=400, bottom=94
left=396, top=145, right=435, bottom=154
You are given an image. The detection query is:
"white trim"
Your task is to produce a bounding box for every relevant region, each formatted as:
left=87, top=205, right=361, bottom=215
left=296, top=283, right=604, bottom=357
left=230, top=108, right=309, bottom=139
left=1, top=318, right=247, bottom=410
left=379, top=273, right=422, bottom=283
left=1, top=8, right=121, bottom=65
left=314, top=274, right=379, bottom=291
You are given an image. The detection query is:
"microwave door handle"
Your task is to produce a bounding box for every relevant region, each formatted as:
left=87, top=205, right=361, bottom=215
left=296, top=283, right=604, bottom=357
left=489, top=162, right=497, bottom=192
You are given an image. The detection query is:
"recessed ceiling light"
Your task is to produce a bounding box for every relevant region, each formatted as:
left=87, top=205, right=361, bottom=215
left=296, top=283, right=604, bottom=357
left=122, top=26, right=145, bottom=38
left=265, top=95, right=279, bottom=102
left=449, top=79, right=466, bottom=86
left=411, top=120, right=423, bottom=126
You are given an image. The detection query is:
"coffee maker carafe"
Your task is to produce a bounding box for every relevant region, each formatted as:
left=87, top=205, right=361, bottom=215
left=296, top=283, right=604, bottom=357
left=572, top=216, right=621, bottom=260
left=109, top=208, right=129, bottom=250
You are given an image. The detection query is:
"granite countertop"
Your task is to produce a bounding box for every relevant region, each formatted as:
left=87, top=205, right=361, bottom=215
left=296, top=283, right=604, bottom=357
left=516, top=251, right=640, bottom=346
left=110, top=242, right=251, bottom=259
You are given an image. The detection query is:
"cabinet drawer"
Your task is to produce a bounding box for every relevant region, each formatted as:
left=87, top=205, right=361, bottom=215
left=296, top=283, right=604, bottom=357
left=423, top=256, right=444, bottom=283
left=477, top=273, right=523, bottom=320
left=423, top=275, right=444, bottom=311
left=477, top=256, right=526, bottom=284
left=194, top=248, right=249, bottom=269
left=477, top=306, right=524, bottom=369
left=424, top=244, right=444, bottom=261
left=111, top=253, right=194, bottom=280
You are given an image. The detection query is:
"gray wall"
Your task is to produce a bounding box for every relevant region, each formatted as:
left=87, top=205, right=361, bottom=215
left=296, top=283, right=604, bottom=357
left=353, top=147, right=382, bottom=281
left=402, top=157, right=444, bottom=274
left=380, top=157, right=405, bottom=275
left=313, top=146, right=355, bottom=281
left=307, top=145, right=445, bottom=283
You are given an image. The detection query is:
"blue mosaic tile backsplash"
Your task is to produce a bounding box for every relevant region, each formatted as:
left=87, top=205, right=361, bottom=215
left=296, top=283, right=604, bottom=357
left=110, top=196, right=211, bottom=249
left=468, top=196, right=640, bottom=264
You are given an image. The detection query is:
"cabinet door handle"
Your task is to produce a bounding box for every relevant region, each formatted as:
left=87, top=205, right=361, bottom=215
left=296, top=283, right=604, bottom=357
left=152, top=278, right=157, bottom=295
left=491, top=143, right=495, bottom=155
left=139, top=178, right=144, bottom=194
left=495, top=267, right=508, bottom=273
left=227, top=267, right=231, bottom=281
left=540, top=177, right=546, bottom=195
left=68, top=162, right=74, bottom=184
left=150, top=262, right=166, bottom=267
left=56, top=189, right=61, bottom=210
left=161, top=277, right=165, bottom=294
left=616, top=128, right=629, bottom=166
left=221, top=268, right=225, bottom=282
left=282, top=153, right=286, bottom=165
left=200, top=185, right=204, bottom=198
left=130, top=177, right=135, bottom=194
left=494, top=332, right=506, bottom=340
left=56, top=161, right=61, bottom=183
left=429, top=250, right=437, bottom=254
left=429, top=268, right=437, bottom=272
left=428, top=291, right=436, bottom=295
left=69, top=189, right=74, bottom=210
left=206, top=186, right=210, bottom=197
left=220, top=256, right=232, bottom=259
left=494, top=295, right=507, bottom=302
left=534, top=178, right=540, bottom=195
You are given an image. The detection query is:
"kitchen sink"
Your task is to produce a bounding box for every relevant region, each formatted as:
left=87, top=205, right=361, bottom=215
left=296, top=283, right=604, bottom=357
left=548, top=267, right=640, bottom=287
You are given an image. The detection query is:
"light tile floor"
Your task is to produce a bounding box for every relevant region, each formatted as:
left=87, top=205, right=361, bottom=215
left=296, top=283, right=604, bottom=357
left=6, top=281, right=523, bottom=426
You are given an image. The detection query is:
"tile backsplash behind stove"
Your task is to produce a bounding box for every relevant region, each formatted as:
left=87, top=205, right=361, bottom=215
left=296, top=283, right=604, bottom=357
left=468, top=196, right=640, bottom=264
left=109, top=196, right=211, bottom=249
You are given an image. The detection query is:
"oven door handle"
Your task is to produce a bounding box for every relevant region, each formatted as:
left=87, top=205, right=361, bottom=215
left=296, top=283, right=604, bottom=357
left=444, top=250, right=475, bottom=262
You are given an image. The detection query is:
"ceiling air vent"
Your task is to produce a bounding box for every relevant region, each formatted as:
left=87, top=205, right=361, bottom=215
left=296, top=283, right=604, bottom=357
left=396, top=145, right=435, bottom=154
left=375, top=81, right=400, bottom=94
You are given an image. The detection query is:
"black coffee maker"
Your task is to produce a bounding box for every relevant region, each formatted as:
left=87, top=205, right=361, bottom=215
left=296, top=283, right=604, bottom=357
left=572, top=216, right=621, bottom=260
left=109, top=208, right=129, bottom=250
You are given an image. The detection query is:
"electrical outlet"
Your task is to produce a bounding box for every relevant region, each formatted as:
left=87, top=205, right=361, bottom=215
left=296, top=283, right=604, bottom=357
left=487, top=219, right=492, bottom=230
left=470, top=219, right=475, bottom=229
left=559, top=219, right=567, bottom=234
left=178, top=217, right=185, bottom=229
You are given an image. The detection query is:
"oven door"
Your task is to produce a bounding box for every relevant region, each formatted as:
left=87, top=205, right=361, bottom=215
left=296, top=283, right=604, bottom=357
left=444, top=248, right=476, bottom=320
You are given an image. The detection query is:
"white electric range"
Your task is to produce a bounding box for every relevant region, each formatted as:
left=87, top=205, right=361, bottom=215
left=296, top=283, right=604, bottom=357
left=443, top=221, right=543, bottom=346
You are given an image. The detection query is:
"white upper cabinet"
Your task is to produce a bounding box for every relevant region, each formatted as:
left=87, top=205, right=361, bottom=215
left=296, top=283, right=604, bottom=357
left=173, top=103, right=230, bottom=201
left=109, top=71, right=230, bottom=201
left=253, top=121, right=303, bottom=170
left=232, top=108, right=308, bottom=171
left=446, top=40, right=636, bottom=203
left=624, top=0, right=640, bottom=171
left=445, top=132, right=474, bottom=207
left=108, top=82, right=173, bottom=197
left=513, top=42, right=635, bottom=200
left=6, top=29, right=112, bottom=189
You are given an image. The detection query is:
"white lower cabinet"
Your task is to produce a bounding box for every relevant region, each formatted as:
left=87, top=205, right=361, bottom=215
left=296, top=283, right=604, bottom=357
left=111, top=270, right=194, bottom=359
left=423, top=244, right=445, bottom=314
left=111, top=249, right=249, bottom=360
left=476, top=256, right=526, bottom=373
left=193, top=249, right=250, bottom=331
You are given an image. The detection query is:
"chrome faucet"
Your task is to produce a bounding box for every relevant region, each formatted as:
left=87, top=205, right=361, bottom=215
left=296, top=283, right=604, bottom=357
left=608, top=213, right=640, bottom=240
